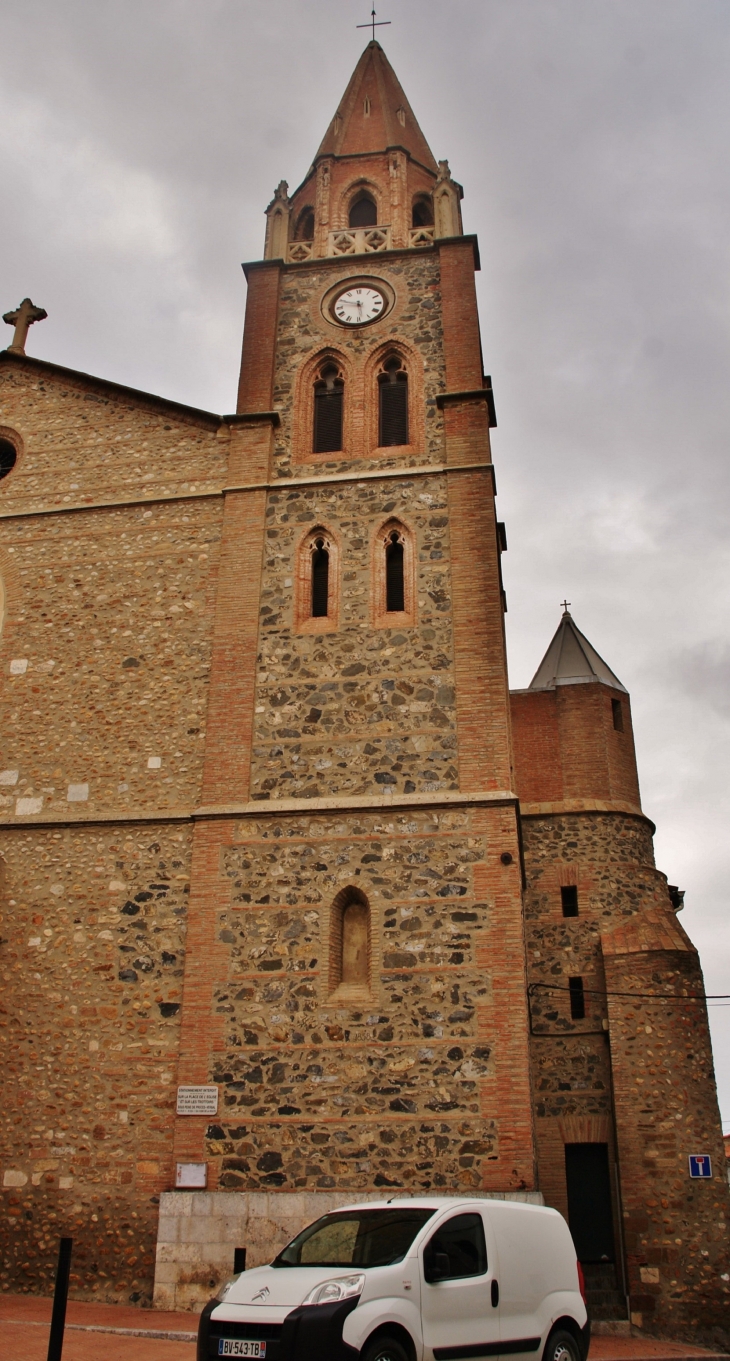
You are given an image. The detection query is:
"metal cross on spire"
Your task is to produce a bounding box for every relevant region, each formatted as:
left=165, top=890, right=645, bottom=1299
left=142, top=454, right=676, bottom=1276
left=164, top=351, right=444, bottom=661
left=561, top=599, right=572, bottom=615
left=357, top=5, right=391, bottom=41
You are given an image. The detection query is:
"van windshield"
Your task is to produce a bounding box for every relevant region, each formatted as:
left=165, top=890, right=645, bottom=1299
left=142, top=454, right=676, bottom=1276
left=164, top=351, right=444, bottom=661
left=272, top=1208, right=435, bottom=1268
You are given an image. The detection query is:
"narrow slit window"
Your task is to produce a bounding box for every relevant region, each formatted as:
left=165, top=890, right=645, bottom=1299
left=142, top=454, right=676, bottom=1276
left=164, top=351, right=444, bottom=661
left=561, top=886, right=579, bottom=918
left=385, top=531, right=405, bottom=613
left=311, top=538, right=329, bottom=618
left=313, top=363, right=344, bottom=454
left=612, top=698, right=624, bottom=732
left=569, top=976, right=586, bottom=1021
left=379, top=356, right=408, bottom=447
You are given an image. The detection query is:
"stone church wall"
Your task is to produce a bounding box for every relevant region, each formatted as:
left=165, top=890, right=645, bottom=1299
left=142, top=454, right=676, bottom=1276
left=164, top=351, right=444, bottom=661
left=183, top=802, right=528, bottom=1192
left=0, top=360, right=229, bottom=1300
left=0, top=821, right=190, bottom=1300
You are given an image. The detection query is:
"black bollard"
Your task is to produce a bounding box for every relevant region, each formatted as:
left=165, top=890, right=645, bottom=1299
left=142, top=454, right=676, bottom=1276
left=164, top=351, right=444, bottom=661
left=233, top=1246, right=247, bottom=1274
left=47, top=1236, right=72, bottom=1361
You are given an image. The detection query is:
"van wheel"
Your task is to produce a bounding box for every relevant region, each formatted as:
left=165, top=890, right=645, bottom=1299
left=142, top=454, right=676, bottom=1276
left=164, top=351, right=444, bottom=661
left=543, top=1328, right=581, bottom=1361
left=361, top=1334, right=410, bottom=1361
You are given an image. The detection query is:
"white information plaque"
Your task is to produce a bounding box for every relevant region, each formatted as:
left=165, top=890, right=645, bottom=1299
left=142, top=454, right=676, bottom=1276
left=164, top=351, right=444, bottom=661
left=176, top=1162, right=207, bottom=1188
left=176, top=1085, right=219, bottom=1116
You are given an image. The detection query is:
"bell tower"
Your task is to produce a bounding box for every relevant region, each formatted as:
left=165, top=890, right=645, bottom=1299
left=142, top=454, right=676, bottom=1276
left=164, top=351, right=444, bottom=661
left=170, top=39, right=536, bottom=1279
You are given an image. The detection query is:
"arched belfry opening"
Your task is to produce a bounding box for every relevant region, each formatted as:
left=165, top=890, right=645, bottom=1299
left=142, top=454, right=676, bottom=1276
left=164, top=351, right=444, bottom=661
left=295, top=207, right=315, bottom=241
left=412, top=195, right=433, bottom=228
left=348, top=192, right=377, bottom=228
left=329, top=886, right=371, bottom=995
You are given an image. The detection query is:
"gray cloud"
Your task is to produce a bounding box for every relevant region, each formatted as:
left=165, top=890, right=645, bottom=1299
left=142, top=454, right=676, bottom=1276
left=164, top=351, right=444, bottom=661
left=1, top=0, right=729, bottom=1123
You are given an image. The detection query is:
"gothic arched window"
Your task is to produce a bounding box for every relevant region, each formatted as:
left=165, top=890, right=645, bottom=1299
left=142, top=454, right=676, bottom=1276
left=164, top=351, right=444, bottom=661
left=311, top=536, right=329, bottom=618
left=348, top=192, right=377, bottom=228
left=412, top=196, right=434, bottom=228
left=296, top=527, right=339, bottom=634
left=313, top=362, right=344, bottom=454
left=371, top=519, right=416, bottom=628
left=385, top=530, right=405, bottom=613
left=329, top=886, right=371, bottom=994
left=378, top=354, right=409, bottom=448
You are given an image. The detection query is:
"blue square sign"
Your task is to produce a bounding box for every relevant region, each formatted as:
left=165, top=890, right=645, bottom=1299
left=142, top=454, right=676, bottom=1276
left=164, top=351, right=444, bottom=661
left=688, top=1154, right=712, bottom=1179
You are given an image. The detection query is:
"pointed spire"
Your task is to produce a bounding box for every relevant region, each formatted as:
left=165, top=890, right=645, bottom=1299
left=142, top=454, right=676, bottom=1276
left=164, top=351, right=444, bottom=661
left=529, top=608, right=627, bottom=692
left=315, top=41, right=438, bottom=172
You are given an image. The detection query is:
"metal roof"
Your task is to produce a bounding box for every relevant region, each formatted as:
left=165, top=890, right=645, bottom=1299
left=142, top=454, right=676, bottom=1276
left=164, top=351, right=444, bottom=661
left=529, top=609, right=627, bottom=693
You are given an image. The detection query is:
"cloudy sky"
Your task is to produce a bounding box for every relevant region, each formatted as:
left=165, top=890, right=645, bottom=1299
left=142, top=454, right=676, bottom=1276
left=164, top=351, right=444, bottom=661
left=2, top=0, right=729, bottom=1131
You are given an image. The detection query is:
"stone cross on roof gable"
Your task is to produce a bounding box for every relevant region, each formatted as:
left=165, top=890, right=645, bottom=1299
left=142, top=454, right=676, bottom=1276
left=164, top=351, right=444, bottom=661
left=3, top=298, right=48, bottom=355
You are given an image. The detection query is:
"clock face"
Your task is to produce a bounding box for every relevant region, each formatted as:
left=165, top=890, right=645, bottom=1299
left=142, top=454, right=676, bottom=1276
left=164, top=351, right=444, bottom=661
left=333, top=286, right=385, bottom=326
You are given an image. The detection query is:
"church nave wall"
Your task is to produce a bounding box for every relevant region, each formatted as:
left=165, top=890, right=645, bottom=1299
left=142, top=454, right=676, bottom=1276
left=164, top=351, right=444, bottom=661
left=0, top=819, right=191, bottom=1301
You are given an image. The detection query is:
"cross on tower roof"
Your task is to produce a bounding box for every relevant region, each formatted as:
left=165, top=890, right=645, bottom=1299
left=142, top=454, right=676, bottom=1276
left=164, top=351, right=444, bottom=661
left=561, top=599, right=572, bottom=615
left=3, top=298, right=48, bottom=356
left=357, top=5, right=391, bottom=42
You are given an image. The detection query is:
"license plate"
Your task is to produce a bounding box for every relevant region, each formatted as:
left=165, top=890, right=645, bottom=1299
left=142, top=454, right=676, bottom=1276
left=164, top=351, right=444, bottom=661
left=217, top=1342, right=266, bottom=1358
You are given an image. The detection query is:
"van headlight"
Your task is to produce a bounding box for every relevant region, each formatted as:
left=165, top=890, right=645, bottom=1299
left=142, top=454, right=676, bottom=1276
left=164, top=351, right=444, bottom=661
left=301, top=1273, right=365, bottom=1306
left=215, top=1275, right=240, bottom=1302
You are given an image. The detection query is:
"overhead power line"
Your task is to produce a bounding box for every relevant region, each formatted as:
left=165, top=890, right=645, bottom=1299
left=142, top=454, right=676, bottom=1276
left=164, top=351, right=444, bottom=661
left=528, top=981, right=730, bottom=1003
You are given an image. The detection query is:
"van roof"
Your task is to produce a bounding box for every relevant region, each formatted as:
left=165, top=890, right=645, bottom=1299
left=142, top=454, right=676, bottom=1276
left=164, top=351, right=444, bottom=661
left=321, top=1197, right=556, bottom=1215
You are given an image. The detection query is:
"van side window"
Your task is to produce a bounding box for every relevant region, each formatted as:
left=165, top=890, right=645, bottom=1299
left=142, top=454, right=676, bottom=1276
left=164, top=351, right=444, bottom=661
left=423, top=1213, right=487, bottom=1282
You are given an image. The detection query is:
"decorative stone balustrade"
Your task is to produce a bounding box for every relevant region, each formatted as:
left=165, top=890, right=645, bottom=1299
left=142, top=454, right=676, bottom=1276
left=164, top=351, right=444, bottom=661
left=327, top=225, right=392, bottom=256
left=286, top=224, right=434, bottom=263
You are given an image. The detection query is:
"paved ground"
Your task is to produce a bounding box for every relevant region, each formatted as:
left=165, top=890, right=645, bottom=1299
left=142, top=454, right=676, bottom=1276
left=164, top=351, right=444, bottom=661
left=0, top=1294, right=726, bottom=1361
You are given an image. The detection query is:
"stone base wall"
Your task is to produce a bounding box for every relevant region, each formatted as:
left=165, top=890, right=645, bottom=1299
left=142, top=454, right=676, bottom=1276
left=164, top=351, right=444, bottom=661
left=152, top=1187, right=545, bottom=1312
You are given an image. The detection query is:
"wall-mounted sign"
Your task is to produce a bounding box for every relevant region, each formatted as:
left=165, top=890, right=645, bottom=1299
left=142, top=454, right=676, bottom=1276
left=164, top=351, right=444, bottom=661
left=176, top=1085, right=219, bottom=1116
left=688, top=1154, right=712, bottom=1179
left=176, top=1162, right=207, bottom=1189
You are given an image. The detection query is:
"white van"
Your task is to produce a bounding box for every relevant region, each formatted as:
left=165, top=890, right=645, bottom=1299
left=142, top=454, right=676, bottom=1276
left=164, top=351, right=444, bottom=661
left=197, top=1197, right=589, bottom=1361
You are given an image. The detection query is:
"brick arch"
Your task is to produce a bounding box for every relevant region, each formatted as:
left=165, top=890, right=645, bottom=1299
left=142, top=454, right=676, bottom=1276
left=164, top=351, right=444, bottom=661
left=363, top=338, right=424, bottom=457
left=335, top=178, right=384, bottom=231
left=370, top=515, right=417, bottom=630
left=293, top=523, right=341, bottom=636
left=328, top=885, right=371, bottom=996
left=291, top=347, right=353, bottom=466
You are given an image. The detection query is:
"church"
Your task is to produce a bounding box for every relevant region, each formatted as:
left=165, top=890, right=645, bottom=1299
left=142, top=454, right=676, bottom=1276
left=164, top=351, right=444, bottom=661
left=0, top=40, right=727, bottom=1346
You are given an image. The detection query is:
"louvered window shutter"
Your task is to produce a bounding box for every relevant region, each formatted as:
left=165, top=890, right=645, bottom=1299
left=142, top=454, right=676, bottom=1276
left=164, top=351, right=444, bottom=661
left=314, top=386, right=343, bottom=453
left=379, top=375, right=408, bottom=447
left=385, top=536, right=405, bottom=613
left=311, top=543, right=329, bottom=617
